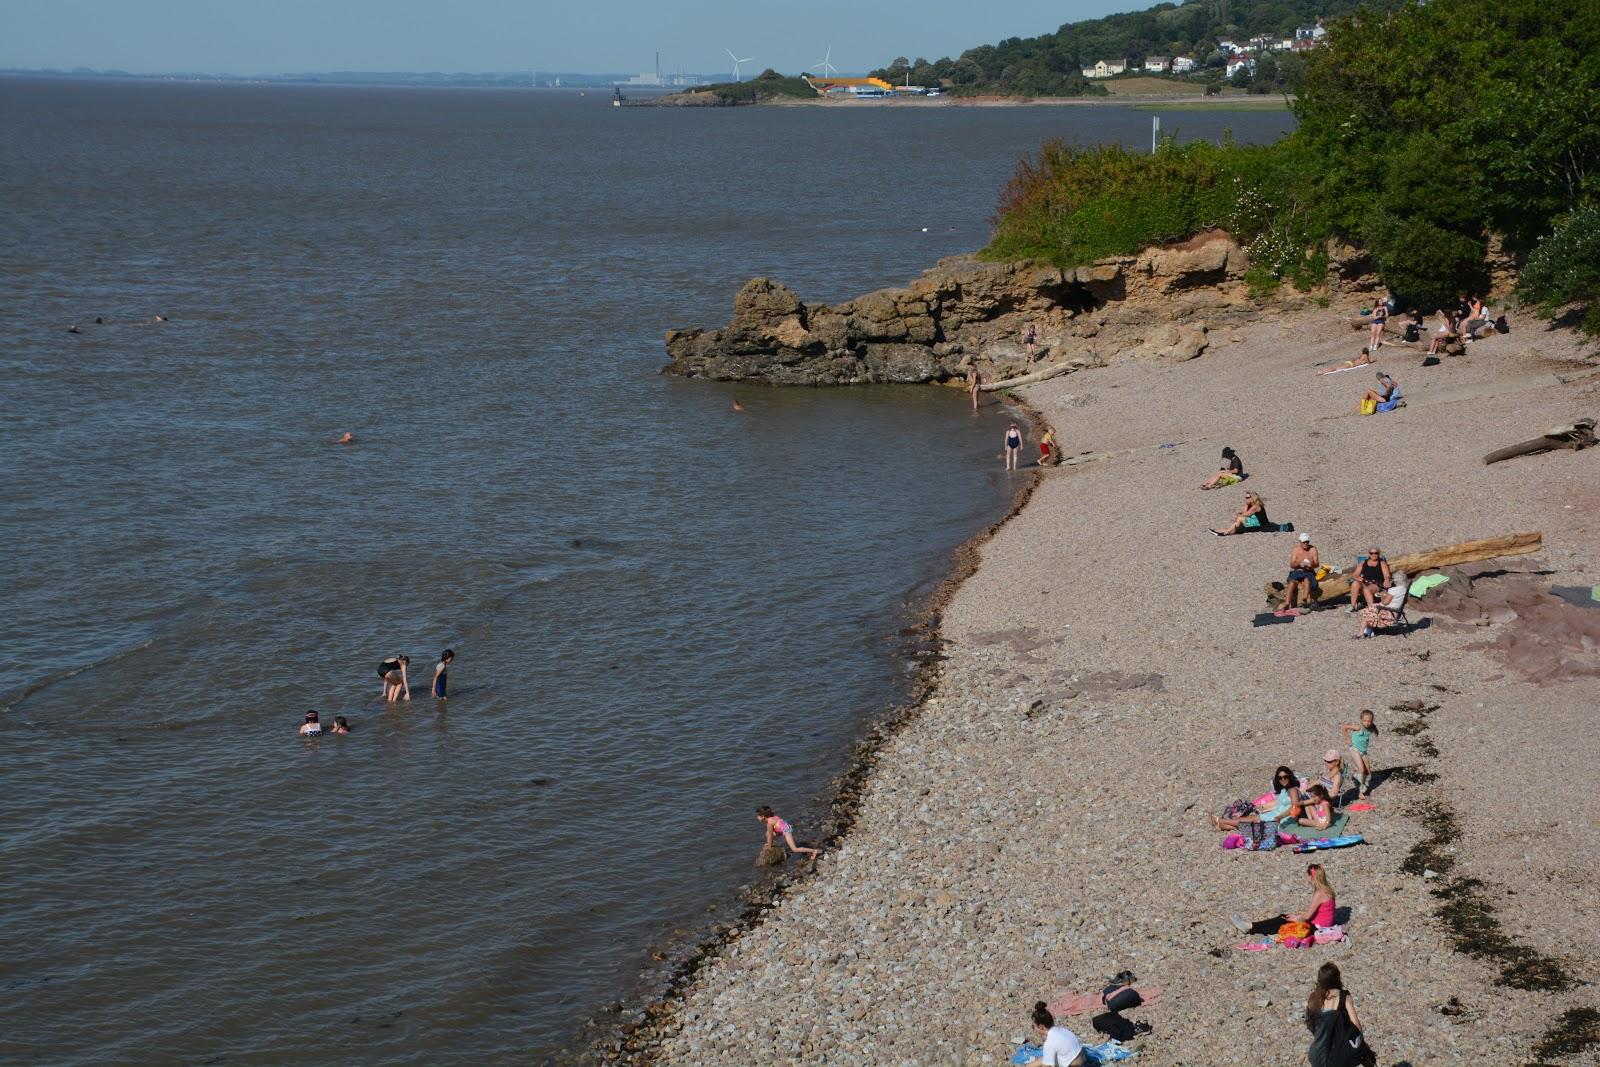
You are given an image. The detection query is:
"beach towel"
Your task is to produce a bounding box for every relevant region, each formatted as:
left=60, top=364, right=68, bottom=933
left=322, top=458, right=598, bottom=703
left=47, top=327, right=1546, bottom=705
left=1236, top=926, right=1347, bottom=951
left=1294, top=833, right=1365, bottom=853
left=1345, top=801, right=1376, bottom=813
left=1252, top=611, right=1294, bottom=627
left=1279, top=813, right=1350, bottom=838
left=1012, top=1040, right=1137, bottom=1065
left=1552, top=585, right=1600, bottom=609
left=1049, top=988, right=1165, bottom=1017
left=1409, top=574, right=1450, bottom=597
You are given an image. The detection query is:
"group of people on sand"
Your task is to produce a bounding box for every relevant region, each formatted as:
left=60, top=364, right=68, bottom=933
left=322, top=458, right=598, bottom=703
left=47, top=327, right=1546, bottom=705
left=1274, top=536, right=1411, bottom=637
left=1209, top=711, right=1380, bottom=837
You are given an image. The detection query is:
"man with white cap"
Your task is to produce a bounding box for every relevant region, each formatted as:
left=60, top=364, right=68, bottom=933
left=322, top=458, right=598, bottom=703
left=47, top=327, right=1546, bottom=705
left=1278, top=532, right=1321, bottom=617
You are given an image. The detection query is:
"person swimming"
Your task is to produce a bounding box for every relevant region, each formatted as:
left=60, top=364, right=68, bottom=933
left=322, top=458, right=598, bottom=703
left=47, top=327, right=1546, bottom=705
left=331, top=716, right=351, bottom=734
left=299, top=710, right=324, bottom=736
left=337, top=432, right=355, bottom=445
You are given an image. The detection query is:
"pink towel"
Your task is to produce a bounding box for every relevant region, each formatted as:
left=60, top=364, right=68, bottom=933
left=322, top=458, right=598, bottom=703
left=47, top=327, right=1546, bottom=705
left=1346, top=801, right=1376, bottom=813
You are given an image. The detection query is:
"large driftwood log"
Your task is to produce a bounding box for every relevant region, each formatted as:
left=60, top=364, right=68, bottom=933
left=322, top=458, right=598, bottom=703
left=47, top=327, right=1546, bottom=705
left=1264, top=531, right=1543, bottom=606
left=981, top=359, right=1096, bottom=391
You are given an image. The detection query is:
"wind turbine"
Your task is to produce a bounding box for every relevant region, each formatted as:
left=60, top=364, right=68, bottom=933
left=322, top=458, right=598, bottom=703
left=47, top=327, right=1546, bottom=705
left=809, top=45, right=839, bottom=78
left=726, top=48, right=754, bottom=82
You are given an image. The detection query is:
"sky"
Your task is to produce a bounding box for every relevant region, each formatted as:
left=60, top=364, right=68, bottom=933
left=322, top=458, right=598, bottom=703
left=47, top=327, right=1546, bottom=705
left=0, top=0, right=1137, bottom=76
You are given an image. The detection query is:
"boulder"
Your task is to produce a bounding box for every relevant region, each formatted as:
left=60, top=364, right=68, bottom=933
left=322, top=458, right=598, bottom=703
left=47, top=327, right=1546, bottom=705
left=756, top=845, right=787, bottom=868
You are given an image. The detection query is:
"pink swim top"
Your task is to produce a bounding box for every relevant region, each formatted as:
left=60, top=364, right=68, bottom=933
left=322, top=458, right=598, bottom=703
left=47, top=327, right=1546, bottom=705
left=1311, top=896, right=1336, bottom=928
left=765, top=815, right=791, bottom=835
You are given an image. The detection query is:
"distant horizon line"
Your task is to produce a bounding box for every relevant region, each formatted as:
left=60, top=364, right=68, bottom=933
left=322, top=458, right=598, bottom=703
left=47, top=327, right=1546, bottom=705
left=0, top=66, right=869, bottom=85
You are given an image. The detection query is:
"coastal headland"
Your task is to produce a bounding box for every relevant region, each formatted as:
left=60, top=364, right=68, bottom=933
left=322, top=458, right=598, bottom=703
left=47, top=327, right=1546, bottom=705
left=618, top=240, right=1600, bottom=1063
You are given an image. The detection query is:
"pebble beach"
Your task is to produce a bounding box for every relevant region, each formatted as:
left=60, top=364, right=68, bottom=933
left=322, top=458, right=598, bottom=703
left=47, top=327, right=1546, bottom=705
left=634, top=307, right=1600, bottom=1065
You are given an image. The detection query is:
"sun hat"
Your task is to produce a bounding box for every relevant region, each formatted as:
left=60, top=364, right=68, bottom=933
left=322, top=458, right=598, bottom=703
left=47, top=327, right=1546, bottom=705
left=1324, top=749, right=1340, bottom=762
left=1298, top=533, right=1312, bottom=542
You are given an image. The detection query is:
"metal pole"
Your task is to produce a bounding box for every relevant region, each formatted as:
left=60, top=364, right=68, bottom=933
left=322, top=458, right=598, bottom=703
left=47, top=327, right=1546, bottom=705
left=1151, top=115, right=1160, bottom=153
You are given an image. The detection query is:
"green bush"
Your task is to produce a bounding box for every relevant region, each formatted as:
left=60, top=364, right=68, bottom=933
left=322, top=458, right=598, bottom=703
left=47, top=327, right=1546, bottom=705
left=1519, top=202, right=1600, bottom=333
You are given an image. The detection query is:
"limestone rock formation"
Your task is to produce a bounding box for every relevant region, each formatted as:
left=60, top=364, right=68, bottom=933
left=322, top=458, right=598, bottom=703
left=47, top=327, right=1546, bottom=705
left=663, top=231, right=1255, bottom=385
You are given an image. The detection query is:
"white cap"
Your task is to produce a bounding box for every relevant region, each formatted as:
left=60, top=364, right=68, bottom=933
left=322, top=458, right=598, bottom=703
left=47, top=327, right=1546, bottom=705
left=1298, top=533, right=1311, bottom=542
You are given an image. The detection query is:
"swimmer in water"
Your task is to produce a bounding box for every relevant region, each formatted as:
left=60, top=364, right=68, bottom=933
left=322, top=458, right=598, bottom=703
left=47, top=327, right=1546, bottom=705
left=731, top=399, right=744, bottom=412
left=95, top=317, right=104, bottom=324
left=338, top=432, right=355, bottom=445
left=968, top=366, right=983, bottom=413
left=432, top=649, right=454, bottom=700
left=1004, top=423, right=1023, bottom=470
left=153, top=314, right=167, bottom=323
left=299, top=710, right=324, bottom=736
left=331, top=716, right=351, bottom=734
left=379, top=654, right=411, bottom=702
left=68, top=325, right=81, bottom=334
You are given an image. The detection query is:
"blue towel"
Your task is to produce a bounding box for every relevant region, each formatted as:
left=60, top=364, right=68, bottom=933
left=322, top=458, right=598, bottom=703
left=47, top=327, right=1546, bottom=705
left=1011, top=1039, right=1136, bottom=1064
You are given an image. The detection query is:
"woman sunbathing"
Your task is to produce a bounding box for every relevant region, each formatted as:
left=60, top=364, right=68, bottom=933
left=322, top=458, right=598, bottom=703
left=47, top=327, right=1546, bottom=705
left=1316, top=347, right=1374, bottom=375
left=1210, top=490, right=1271, bottom=536
left=1210, top=766, right=1300, bottom=831
left=1232, top=863, right=1338, bottom=935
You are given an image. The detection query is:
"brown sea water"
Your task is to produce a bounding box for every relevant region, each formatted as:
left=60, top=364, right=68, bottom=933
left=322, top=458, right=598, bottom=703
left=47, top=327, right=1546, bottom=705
left=0, top=79, right=1292, bottom=1064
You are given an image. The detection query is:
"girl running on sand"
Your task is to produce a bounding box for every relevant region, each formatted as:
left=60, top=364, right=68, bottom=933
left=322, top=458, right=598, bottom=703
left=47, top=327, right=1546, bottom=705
left=757, top=806, right=819, bottom=861
left=1342, top=710, right=1379, bottom=797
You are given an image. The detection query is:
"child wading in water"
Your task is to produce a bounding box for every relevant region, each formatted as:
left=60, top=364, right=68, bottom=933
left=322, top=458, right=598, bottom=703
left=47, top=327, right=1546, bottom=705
left=1342, top=710, right=1379, bottom=797
left=757, top=806, right=819, bottom=862
left=432, top=649, right=454, bottom=699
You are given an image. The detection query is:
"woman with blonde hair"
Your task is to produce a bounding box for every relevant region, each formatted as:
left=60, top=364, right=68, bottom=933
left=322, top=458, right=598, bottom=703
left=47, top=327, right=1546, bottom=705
left=1230, top=862, right=1338, bottom=936
left=1210, top=489, right=1271, bottom=536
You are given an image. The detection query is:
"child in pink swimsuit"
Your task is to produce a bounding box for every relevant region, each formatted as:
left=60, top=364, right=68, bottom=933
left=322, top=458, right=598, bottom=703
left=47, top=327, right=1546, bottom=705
left=756, top=806, right=819, bottom=861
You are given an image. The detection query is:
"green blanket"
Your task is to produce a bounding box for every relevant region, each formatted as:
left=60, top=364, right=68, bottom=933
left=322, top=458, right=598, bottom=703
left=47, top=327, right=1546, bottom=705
left=1280, top=813, right=1350, bottom=838
left=1409, top=573, right=1450, bottom=597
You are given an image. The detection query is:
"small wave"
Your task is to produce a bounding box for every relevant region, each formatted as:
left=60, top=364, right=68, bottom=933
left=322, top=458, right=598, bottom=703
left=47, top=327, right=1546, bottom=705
left=0, top=636, right=158, bottom=712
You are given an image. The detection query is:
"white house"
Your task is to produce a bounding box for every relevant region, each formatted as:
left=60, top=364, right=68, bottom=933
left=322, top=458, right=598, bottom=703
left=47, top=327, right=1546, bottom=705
left=1226, top=54, right=1256, bottom=78
left=1217, top=39, right=1243, bottom=54
left=1081, top=58, right=1128, bottom=78
left=1276, top=38, right=1294, bottom=51
left=1172, top=56, right=1198, bottom=73
left=1144, top=56, right=1171, bottom=72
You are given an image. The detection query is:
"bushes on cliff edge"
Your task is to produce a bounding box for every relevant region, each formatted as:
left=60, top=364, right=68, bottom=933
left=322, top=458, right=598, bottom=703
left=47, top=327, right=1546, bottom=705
left=1518, top=203, right=1600, bottom=334
left=983, top=0, right=1600, bottom=303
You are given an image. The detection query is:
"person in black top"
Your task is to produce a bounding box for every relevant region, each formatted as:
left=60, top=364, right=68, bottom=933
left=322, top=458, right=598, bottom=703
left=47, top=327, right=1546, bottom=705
left=1348, top=546, right=1392, bottom=612
left=1201, top=447, right=1245, bottom=490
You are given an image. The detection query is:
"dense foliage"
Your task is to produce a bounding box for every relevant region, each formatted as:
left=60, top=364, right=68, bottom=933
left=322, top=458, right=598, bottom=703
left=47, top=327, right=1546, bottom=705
left=689, top=70, right=816, bottom=104
left=984, top=0, right=1600, bottom=316
left=871, top=0, right=1372, bottom=97
left=1519, top=204, right=1600, bottom=333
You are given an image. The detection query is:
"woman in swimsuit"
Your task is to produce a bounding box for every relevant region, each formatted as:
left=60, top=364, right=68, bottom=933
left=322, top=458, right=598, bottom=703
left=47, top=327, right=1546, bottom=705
left=1210, top=490, right=1269, bottom=535
left=1004, top=423, right=1023, bottom=470
left=1233, top=862, right=1337, bottom=935
left=299, top=710, right=324, bottom=737
left=756, top=805, right=819, bottom=861
left=1316, top=347, right=1374, bottom=375
left=1348, top=547, right=1391, bottom=612
left=379, top=654, right=411, bottom=702
left=331, top=716, right=352, bottom=734
left=432, top=649, right=454, bottom=699
left=1210, top=767, right=1301, bottom=831
left=968, top=366, right=983, bottom=413
left=1367, top=302, right=1388, bottom=351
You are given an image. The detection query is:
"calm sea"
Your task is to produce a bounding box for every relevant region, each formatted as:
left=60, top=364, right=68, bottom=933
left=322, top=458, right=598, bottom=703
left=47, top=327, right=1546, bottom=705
left=0, top=79, right=1291, bottom=1064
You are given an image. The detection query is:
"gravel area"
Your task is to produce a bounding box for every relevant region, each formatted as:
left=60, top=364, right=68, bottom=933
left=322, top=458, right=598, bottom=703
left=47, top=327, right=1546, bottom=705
left=645, top=309, right=1600, bottom=1065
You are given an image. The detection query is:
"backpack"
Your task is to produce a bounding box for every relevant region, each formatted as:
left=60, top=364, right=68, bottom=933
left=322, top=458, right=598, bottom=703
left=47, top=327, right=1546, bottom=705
left=1495, top=314, right=1510, bottom=334
left=1403, top=322, right=1420, bottom=342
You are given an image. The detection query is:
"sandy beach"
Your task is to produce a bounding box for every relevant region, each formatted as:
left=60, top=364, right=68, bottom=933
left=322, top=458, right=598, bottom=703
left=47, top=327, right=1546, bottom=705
left=633, top=304, right=1600, bottom=1064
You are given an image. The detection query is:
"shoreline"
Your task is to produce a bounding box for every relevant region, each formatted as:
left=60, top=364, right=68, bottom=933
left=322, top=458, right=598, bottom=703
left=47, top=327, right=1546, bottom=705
left=630, top=298, right=1600, bottom=1063
left=585, top=396, right=1053, bottom=1064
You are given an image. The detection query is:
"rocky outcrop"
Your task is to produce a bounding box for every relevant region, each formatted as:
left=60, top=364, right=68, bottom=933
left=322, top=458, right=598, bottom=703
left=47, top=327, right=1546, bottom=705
left=663, top=230, right=1256, bottom=385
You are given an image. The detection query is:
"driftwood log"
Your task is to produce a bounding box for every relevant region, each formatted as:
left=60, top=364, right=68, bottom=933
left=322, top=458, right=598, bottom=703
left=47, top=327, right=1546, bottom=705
left=1483, top=419, right=1596, bottom=465
left=981, top=358, right=1096, bottom=392
left=1265, top=531, right=1543, bottom=606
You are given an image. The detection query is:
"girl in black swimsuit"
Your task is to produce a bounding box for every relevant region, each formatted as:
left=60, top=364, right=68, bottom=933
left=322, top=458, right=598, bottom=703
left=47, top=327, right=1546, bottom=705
left=1004, top=424, right=1023, bottom=470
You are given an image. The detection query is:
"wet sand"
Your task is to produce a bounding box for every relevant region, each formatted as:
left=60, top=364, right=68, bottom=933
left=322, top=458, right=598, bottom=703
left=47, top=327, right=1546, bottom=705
left=640, top=306, right=1600, bottom=1064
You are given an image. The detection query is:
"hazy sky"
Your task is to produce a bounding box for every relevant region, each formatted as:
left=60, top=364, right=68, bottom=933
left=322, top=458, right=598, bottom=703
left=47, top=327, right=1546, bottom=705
left=0, top=0, right=1136, bottom=76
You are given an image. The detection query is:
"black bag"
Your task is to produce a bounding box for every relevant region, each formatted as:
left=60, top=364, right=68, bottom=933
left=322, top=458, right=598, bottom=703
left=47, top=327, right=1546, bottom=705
left=1495, top=314, right=1510, bottom=334
left=1327, top=995, right=1377, bottom=1067
left=1403, top=322, right=1420, bottom=342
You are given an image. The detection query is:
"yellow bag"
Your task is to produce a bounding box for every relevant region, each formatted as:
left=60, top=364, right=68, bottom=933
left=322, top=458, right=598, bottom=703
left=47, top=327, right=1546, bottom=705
left=1359, top=397, right=1377, bottom=416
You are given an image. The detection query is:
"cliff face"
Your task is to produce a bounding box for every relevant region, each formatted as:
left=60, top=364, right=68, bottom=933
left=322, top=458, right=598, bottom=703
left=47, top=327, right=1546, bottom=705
left=663, top=230, right=1260, bottom=386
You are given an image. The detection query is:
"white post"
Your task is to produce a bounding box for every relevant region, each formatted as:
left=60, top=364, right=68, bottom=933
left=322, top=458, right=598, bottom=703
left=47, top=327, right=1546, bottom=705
left=1151, top=115, right=1161, bottom=153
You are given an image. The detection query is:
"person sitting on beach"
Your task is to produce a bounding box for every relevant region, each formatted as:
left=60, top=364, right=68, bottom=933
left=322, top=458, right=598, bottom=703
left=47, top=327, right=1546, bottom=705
left=1401, top=309, right=1424, bottom=344
left=1283, top=784, right=1336, bottom=833
left=299, top=710, right=324, bottom=736
left=1348, top=547, right=1392, bottom=612
left=1427, top=312, right=1457, bottom=355
left=1279, top=533, right=1321, bottom=616
left=331, top=716, right=352, bottom=734
left=757, top=806, right=819, bottom=861
left=379, top=654, right=411, bottom=702
left=1023, top=1001, right=1087, bottom=1067
left=1210, top=766, right=1301, bottom=831
left=1316, top=751, right=1346, bottom=805
left=1359, top=372, right=1403, bottom=413
left=1211, top=490, right=1270, bottom=536
left=1200, top=446, right=1244, bottom=489
left=1317, top=347, right=1375, bottom=375
left=1232, top=862, right=1338, bottom=936
left=1357, top=576, right=1407, bottom=638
